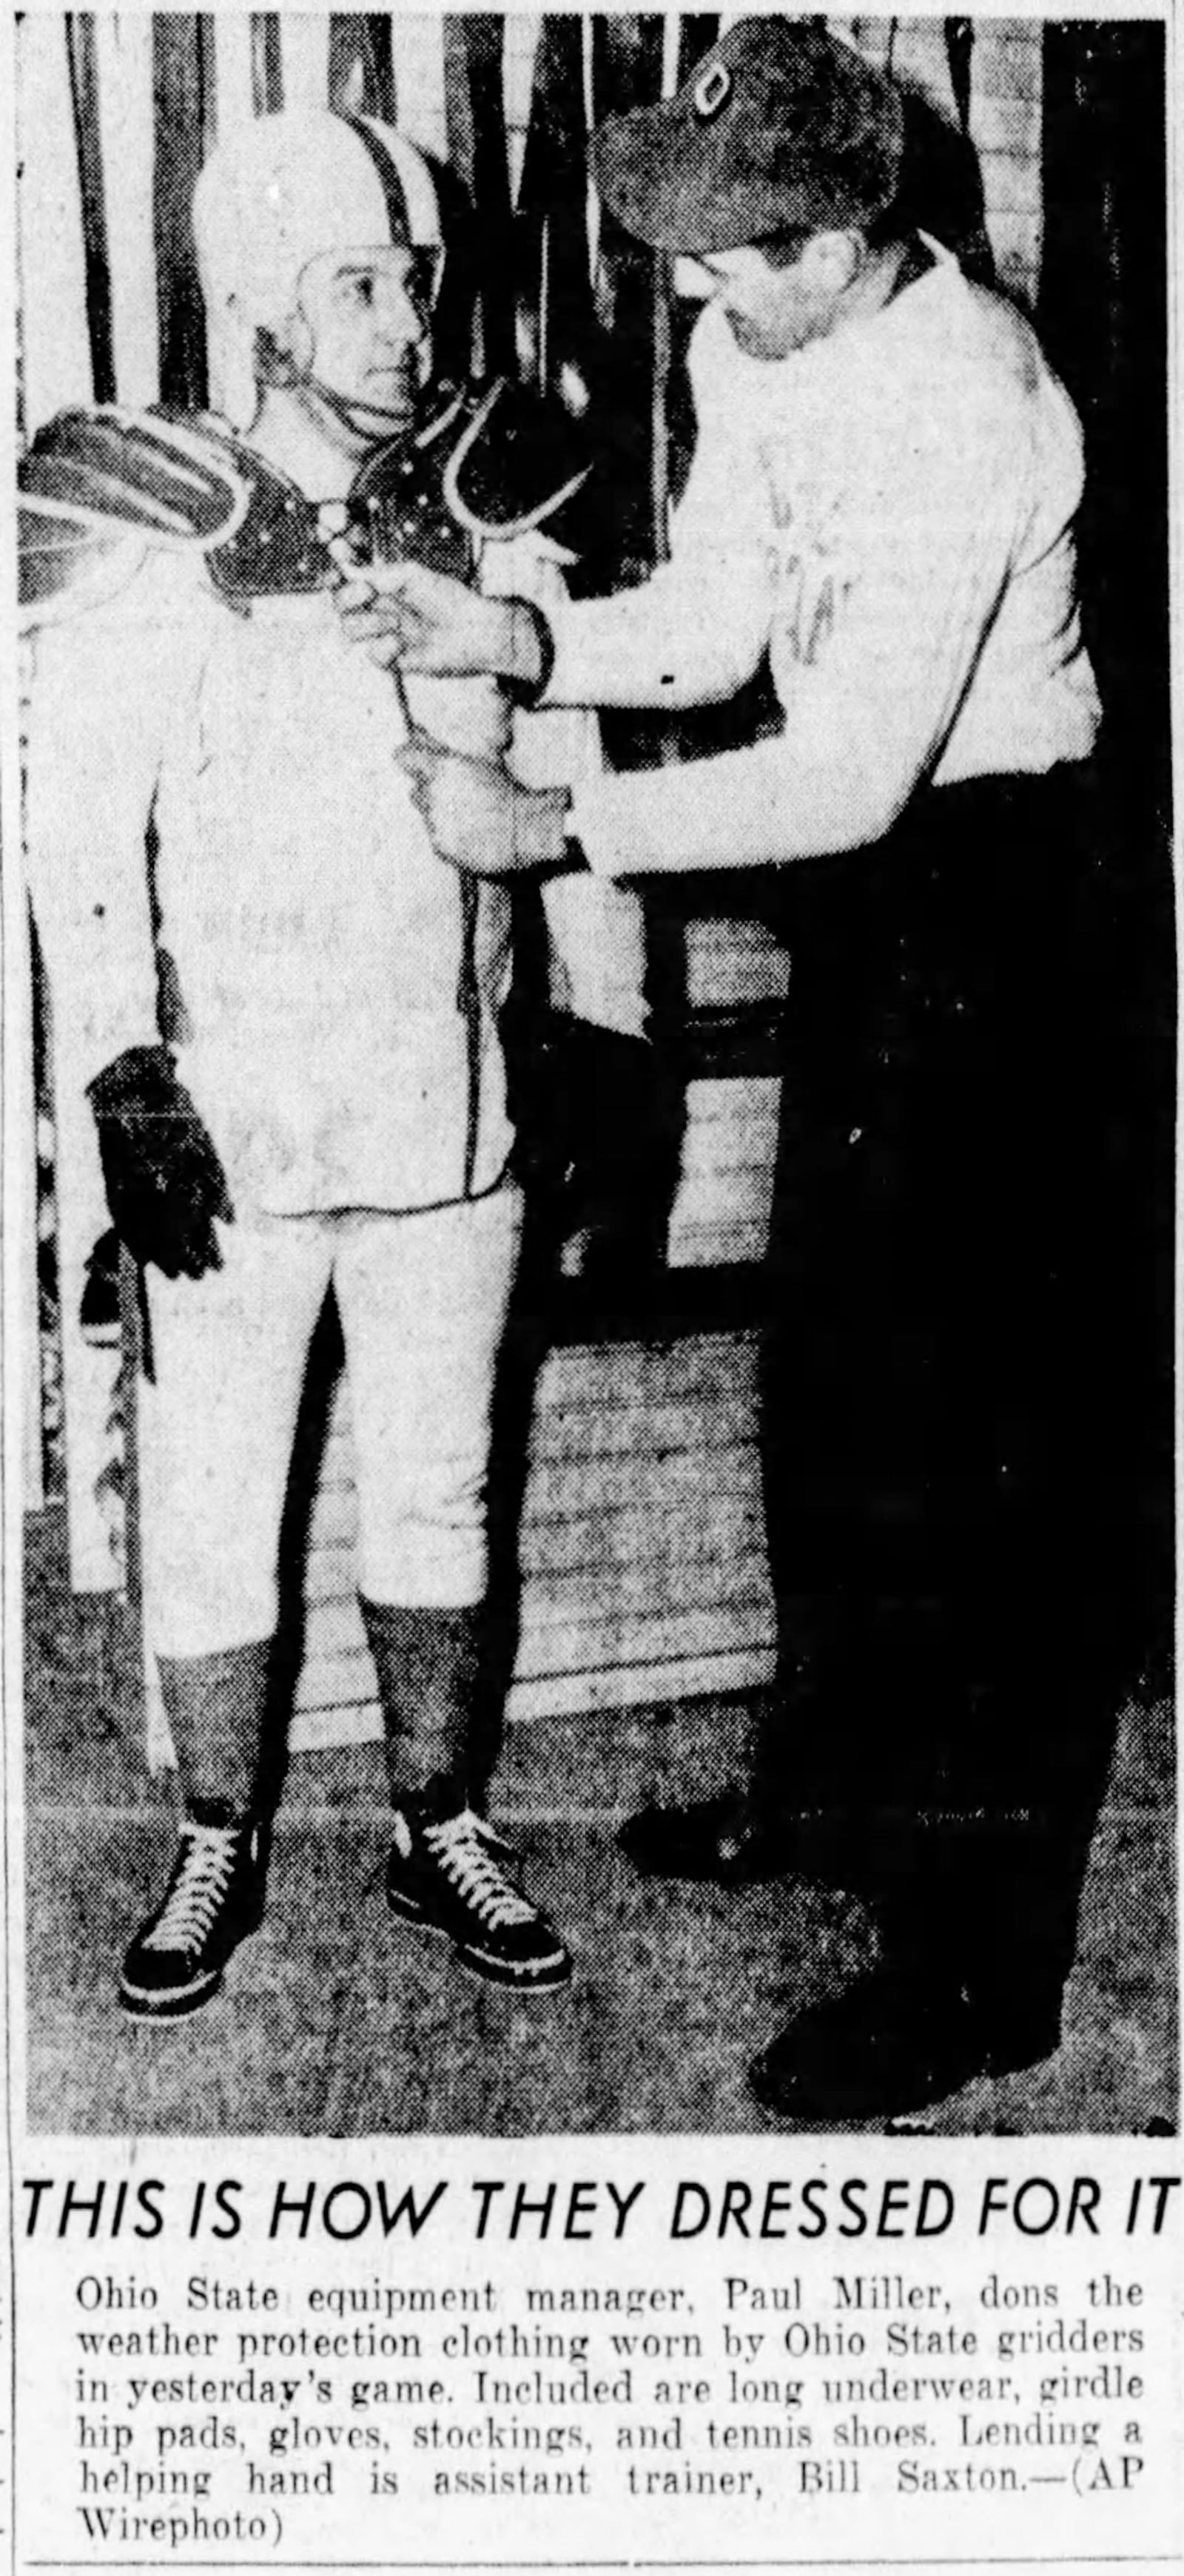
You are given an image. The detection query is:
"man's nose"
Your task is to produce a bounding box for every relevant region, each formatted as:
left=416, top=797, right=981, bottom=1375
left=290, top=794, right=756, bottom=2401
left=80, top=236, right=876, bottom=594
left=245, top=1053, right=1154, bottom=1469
left=373, top=280, right=427, bottom=348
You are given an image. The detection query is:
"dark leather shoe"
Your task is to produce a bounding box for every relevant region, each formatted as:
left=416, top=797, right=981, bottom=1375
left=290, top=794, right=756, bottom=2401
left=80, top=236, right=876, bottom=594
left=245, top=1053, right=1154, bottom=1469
left=748, top=1969, right=1060, bottom=2125
left=616, top=1787, right=875, bottom=1891
left=617, top=1790, right=791, bottom=1884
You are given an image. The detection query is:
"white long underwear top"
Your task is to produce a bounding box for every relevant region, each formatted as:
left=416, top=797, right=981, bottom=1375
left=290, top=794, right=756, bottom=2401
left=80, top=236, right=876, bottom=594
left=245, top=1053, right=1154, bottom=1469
left=551, top=247, right=1101, bottom=877
left=25, top=536, right=645, bottom=1218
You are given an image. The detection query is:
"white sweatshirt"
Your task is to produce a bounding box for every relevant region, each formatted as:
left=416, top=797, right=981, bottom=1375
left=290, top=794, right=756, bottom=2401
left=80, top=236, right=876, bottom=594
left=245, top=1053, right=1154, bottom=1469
left=552, top=248, right=1101, bottom=876
left=25, top=535, right=645, bottom=1217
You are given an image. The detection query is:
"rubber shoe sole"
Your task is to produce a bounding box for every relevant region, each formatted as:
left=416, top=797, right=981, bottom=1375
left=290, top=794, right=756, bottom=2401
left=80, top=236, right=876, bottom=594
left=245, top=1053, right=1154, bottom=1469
left=118, top=1901, right=263, bottom=2020
left=385, top=1881, right=573, bottom=1992
left=121, top=1958, right=222, bottom=2019
left=119, top=1960, right=226, bottom=2020
left=118, top=1915, right=265, bottom=2020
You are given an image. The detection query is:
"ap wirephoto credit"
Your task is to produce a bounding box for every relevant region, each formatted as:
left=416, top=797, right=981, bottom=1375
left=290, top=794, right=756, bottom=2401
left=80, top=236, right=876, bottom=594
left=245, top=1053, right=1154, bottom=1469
left=12, top=9, right=1175, bottom=2145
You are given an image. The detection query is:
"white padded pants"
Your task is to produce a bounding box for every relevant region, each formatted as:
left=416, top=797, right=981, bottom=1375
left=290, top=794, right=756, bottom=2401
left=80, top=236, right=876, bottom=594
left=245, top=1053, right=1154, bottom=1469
left=139, top=1185, right=522, bottom=1658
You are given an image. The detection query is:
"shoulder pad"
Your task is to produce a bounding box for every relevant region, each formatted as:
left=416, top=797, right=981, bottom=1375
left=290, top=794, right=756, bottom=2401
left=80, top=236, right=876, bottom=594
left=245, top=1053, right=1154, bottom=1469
left=21, top=404, right=249, bottom=536
left=349, top=409, right=471, bottom=581
left=443, top=378, right=593, bottom=545
left=205, top=439, right=327, bottom=600
left=19, top=406, right=249, bottom=621
left=349, top=378, right=594, bottom=577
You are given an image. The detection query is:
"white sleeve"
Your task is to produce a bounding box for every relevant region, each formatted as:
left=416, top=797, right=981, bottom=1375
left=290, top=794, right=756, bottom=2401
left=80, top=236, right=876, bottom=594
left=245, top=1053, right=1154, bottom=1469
left=402, top=671, right=509, bottom=758
left=24, top=582, right=175, bottom=1088
left=569, top=393, right=1029, bottom=874
left=538, top=870, right=650, bottom=1039
left=542, top=388, right=776, bottom=714
left=483, top=537, right=650, bottom=1040
left=482, top=534, right=602, bottom=796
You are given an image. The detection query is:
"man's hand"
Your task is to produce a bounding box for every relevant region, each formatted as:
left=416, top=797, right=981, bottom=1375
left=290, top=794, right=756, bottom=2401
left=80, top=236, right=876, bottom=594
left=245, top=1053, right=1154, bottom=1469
left=334, top=553, right=536, bottom=683
left=88, top=1044, right=233, bottom=1280
left=397, top=734, right=568, bottom=875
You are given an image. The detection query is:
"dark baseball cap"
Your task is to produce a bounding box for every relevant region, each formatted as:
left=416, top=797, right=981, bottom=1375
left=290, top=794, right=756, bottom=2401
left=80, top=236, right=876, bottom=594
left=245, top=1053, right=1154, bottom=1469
left=591, top=18, right=906, bottom=257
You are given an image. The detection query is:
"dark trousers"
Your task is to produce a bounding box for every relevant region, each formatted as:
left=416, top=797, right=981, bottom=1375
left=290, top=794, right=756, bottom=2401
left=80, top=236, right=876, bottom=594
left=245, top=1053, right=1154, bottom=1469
left=758, top=765, right=1158, bottom=2032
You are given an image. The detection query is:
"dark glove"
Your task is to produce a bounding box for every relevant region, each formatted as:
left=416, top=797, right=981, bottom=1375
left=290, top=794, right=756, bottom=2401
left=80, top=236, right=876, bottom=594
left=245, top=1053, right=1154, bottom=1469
left=87, top=1044, right=232, bottom=1281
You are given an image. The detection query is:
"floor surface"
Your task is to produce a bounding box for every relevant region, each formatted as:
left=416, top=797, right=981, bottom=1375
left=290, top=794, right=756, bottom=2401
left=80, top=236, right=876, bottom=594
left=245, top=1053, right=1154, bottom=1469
left=21, top=1509, right=1177, bottom=2136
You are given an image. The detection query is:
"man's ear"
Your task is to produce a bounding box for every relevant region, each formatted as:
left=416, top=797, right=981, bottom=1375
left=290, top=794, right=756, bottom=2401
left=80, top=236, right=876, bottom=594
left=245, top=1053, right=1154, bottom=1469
left=799, top=229, right=862, bottom=296
left=673, top=255, right=719, bottom=303
left=255, top=308, right=312, bottom=388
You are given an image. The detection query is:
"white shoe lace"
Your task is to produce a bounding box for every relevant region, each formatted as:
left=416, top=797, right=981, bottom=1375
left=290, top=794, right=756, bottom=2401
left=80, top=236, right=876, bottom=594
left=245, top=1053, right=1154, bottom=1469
left=422, top=1809, right=537, bottom=1930
left=144, top=1824, right=242, bottom=1954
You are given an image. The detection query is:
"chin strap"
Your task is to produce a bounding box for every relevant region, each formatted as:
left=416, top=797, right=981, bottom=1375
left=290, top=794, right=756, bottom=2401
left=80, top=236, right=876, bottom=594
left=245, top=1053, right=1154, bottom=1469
left=295, top=366, right=421, bottom=442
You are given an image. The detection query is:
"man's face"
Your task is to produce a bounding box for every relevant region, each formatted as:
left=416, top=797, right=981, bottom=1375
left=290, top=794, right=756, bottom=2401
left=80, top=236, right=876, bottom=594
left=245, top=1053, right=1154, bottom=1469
left=674, top=235, right=854, bottom=360
left=289, top=244, right=436, bottom=440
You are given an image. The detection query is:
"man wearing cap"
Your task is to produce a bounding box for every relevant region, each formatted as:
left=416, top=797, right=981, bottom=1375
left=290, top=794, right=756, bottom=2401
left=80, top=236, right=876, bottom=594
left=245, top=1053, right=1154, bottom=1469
left=338, top=21, right=1135, bottom=2122
left=25, top=105, right=648, bottom=2017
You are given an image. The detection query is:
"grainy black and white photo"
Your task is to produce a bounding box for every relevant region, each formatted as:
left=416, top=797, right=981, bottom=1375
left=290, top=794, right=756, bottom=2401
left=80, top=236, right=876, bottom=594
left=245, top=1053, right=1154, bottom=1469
left=14, top=9, right=1175, bottom=2137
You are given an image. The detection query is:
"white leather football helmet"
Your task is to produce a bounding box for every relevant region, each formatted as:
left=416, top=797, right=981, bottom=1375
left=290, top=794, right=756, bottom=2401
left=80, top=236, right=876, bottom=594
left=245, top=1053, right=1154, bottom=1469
left=194, top=108, right=443, bottom=430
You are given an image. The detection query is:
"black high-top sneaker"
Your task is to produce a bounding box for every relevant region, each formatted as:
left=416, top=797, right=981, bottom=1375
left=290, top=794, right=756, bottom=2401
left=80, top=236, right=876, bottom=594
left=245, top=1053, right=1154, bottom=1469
left=119, top=1801, right=265, bottom=2019
left=386, top=1791, right=572, bottom=1991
